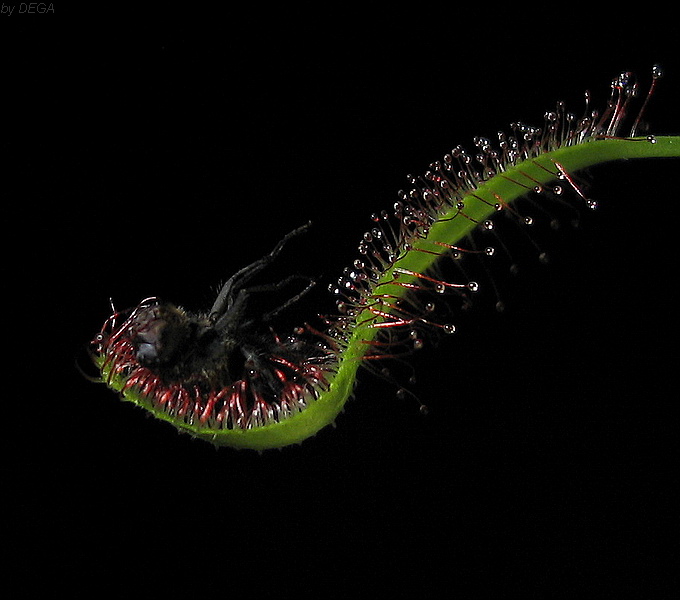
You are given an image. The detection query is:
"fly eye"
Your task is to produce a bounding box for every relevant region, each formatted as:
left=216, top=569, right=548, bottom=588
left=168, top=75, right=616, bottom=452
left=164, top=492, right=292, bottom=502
left=132, top=304, right=192, bottom=368
left=136, top=342, right=160, bottom=366
left=134, top=318, right=169, bottom=366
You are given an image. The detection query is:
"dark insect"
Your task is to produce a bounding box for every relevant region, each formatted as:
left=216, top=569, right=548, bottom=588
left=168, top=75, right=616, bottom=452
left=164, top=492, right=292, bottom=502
left=128, top=223, right=316, bottom=385
left=91, top=223, right=332, bottom=427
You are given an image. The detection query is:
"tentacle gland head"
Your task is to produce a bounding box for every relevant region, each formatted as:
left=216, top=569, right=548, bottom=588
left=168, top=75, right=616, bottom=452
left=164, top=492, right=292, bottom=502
left=89, top=67, right=679, bottom=450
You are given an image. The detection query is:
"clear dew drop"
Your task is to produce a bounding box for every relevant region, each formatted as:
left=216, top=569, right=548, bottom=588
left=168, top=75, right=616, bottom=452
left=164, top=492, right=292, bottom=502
left=443, top=323, right=455, bottom=334
left=413, top=339, right=424, bottom=350
left=467, top=281, right=479, bottom=292
left=524, top=216, right=534, bottom=226
left=587, top=199, right=598, bottom=210
left=435, top=283, right=446, bottom=294
left=485, top=246, right=496, bottom=256
left=483, top=219, right=495, bottom=231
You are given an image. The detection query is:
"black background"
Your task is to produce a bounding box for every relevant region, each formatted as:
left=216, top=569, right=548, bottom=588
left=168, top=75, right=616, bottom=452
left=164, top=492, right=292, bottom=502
left=3, top=10, right=678, bottom=598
